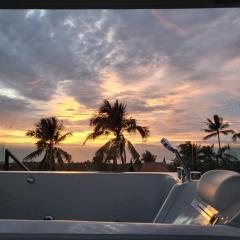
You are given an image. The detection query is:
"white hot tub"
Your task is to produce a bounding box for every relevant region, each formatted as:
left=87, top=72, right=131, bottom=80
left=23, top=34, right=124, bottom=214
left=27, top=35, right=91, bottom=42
left=0, top=170, right=239, bottom=239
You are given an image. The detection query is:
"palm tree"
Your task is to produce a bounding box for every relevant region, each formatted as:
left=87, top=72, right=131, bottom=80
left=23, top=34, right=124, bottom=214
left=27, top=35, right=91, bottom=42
left=178, top=141, right=203, bottom=170
left=24, top=117, right=72, bottom=170
left=218, top=144, right=238, bottom=164
left=141, top=150, right=157, bottom=163
left=202, top=114, right=234, bottom=162
left=201, top=144, right=216, bottom=161
left=84, top=99, right=149, bottom=167
left=232, top=131, right=240, bottom=142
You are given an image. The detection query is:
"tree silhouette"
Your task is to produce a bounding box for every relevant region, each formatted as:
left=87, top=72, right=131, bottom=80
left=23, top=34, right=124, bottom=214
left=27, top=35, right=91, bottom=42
left=217, top=144, right=238, bottom=165
left=178, top=141, right=203, bottom=170
left=200, top=144, right=217, bottom=169
left=84, top=99, right=149, bottom=167
left=202, top=114, right=234, bottom=163
left=168, top=141, right=240, bottom=173
left=24, top=117, right=72, bottom=170
left=141, top=150, right=157, bottom=163
left=232, top=131, right=240, bottom=142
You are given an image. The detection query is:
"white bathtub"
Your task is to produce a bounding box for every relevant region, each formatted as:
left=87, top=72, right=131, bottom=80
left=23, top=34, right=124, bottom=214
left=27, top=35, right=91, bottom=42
left=0, top=171, right=176, bottom=222
left=0, top=171, right=239, bottom=240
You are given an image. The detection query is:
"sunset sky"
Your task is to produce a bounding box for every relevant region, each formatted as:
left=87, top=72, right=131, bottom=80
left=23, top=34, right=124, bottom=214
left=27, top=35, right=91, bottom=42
left=0, top=9, right=240, bottom=152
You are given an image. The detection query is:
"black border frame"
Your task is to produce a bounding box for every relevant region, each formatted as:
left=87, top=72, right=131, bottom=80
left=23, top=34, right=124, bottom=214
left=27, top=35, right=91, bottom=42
left=0, top=0, right=240, bottom=9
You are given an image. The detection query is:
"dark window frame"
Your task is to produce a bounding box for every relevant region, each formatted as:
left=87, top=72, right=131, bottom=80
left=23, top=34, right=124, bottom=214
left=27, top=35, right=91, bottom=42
left=0, top=0, right=240, bottom=9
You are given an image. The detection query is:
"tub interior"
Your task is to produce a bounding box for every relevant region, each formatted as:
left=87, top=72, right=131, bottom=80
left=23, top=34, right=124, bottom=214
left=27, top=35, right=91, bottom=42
left=0, top=172, right=176, bottom=222
left=1, top=170, right=240, bottom=227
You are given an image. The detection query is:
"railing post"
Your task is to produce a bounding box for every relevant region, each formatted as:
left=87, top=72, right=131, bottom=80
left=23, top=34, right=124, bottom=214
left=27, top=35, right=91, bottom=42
left=4, top=150, right=9, bottom=171
left=4, top=149, right=29, bottom=171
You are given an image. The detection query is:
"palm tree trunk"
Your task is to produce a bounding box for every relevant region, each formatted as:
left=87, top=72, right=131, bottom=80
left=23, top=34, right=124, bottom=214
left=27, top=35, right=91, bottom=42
left=217, top=131, right=222, bottom=151
left=123, top=148, right=126, bottom=164
left=49, top=142, right=55, bottom=171
left=112, top=158, right=117, bottom=171
left=217, top=131, right=221, bottom=165
left=120, top=154, right=124, bottom=165
left=117, top=133, right=125, bottom=165
left=191, top=145, right=194, bottom=170
left=51, top=154, right=55, bottom=171
left=193, top=153, right=196, bottom=171
left=119, top=142, right=124, bottom=165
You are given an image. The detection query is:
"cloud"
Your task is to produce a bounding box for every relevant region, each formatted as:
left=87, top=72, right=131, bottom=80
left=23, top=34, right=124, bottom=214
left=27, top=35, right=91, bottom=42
left=0, top=9, right=240, bottom=143
left=151, top=10, right=188, bottom=36
left=0, top=95, right=39, bottom=129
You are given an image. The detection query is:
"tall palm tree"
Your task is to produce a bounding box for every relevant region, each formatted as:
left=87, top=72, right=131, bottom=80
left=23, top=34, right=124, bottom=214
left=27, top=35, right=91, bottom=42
left=203, top=114, right=234, bottom=162
left=24, top=117, right=72, bottom=170
left=84, top=99, right=149, bottom=166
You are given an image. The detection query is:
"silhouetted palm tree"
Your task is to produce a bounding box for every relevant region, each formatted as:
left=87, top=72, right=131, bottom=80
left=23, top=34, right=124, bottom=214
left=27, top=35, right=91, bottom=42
left=141, top=150, right=157, bottom=163
left=24, top=117, right=72, bottom=170
left=84, top=99, right=149, bottom=167
left=218, top=144, right=238, bottom=163
left=178, top=141, right=203, bottom=170
left=203, top=115, right=234, bottom=162
left=232, top=131, right=240, bottom=142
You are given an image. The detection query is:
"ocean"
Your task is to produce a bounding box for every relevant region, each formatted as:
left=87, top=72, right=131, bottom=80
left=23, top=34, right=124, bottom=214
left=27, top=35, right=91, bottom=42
left=1, top=143, right=174, bottom=163
left=1, top=143, right=240, bottom=164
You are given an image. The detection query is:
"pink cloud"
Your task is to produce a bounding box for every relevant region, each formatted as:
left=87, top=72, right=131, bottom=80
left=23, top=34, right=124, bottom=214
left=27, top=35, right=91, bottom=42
left=151, top=10, right=188, bottom=36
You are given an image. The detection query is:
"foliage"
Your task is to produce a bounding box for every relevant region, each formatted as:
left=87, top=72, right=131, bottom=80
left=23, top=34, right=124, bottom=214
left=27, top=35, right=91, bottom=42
left=202, top=115, right=234, bottom=162
left=128, top=160, right=135, bottom=172
left=232, top=131, right=240, bottom=142
left=84, top=99, right=149, bottom=169
left=24, top=117, right=72, bottom=170
left=168, top=141, right=240, bottom=173
left=141, top=150, right=157, bottom=163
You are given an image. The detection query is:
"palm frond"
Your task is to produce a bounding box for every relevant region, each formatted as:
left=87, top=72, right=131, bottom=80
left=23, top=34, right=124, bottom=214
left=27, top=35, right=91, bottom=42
left=96, top=139, right=120, bottom=163
left=23, top=147, right=45, bottom=161
left=26, top=130, right=36, bottom=137
left=220, top=129, right=235, bottom=135
left=90, top=115, right=108, bottom=127
left=127, top=141, right=140, bottom=160
left=55, top=132, right=73, bottom=144
left=55, top=149, right=64, bottom=165
left=55, top=148, right=72, bottom=163
left=233, top=132, right=240, bottom=142
left=124, top=118, right=137, bottom=129
left=99, top=99, right=112, bottom=113
left=83, top=130, right=110, bottom=145
left=36, top=140, right=48, bottom=148
left=220, top=123, right=230, bottom=129
left=203, top=132, right=218, bottom=140
left=135, top=126, right=150, bottom=139
left=206, top=118, right=214, bottom=124
left=202, top=129, right=215, bottom=133
left=95, top=139, right=114, bottom=155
